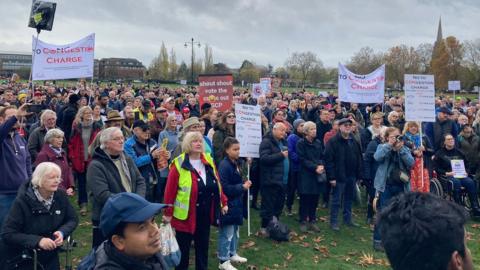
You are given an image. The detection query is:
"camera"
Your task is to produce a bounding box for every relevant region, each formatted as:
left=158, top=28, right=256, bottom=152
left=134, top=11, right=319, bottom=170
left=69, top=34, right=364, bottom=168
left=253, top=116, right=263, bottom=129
left=395, top=135, right=405, bottom=142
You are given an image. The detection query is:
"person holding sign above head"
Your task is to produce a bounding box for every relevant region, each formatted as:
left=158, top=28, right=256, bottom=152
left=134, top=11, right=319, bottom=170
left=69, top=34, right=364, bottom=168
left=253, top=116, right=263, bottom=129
left=433, top=134, right=480, bottom=217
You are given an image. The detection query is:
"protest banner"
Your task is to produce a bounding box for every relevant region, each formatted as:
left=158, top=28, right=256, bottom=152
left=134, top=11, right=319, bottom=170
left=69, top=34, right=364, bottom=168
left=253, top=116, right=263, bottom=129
left=198, top=74, right=233, bottom=111
left=235, top=104, right=262, bottom=158
left=32, top=33, right=95, bottom=81
left=235, top=103, right=262, bottom=237
left=251, top=82, right=270, bottom=99
left=451, top=160, right=467, bottom=178
left=180, top=79, right=187, bottom=85
left=338, top=63, right=385, bottom=103
left=260, top=77, right=272, bottom=94
left=404, top=74, right=435, bottom=122
left=448, top=80, right=461, bottom=91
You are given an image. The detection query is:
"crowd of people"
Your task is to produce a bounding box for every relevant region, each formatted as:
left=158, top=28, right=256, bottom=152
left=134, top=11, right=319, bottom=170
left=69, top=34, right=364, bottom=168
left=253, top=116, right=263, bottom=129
left=0, top=79, right=478, bottom=269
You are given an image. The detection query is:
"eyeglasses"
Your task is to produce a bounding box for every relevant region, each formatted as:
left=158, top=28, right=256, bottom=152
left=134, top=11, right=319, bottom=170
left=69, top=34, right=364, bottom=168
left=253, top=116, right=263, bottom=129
left=227, top=115, right=235, bottom=118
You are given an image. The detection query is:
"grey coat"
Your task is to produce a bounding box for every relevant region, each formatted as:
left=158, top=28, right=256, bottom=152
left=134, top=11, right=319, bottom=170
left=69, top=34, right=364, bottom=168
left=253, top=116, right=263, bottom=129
left=86, top=147, right=146, bottom=221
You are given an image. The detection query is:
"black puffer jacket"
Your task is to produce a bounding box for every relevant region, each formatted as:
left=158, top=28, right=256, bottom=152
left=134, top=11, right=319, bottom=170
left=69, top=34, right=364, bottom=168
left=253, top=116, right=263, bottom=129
left=297, top=137, right=325, bottom=195
left=94, top=241, right=168, bottom=270
left=0, top=182, right=78, bottom=270
left=259, top=132, right=288, bottom=187
left=86, top=147, right=146, bottom=222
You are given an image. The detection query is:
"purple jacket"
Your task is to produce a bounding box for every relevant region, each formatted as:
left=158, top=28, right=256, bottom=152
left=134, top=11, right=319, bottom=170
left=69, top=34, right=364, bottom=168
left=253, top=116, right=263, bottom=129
left=287, top=133, right=301, bottom=172
left=0, top=117, right=32, bottom=194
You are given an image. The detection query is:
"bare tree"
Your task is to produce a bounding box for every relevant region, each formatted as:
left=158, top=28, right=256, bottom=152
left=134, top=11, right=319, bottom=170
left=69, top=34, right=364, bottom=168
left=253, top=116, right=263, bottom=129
left=347, top=47, right=384, bottom=74
left=285, top=51, right=323, bottom=88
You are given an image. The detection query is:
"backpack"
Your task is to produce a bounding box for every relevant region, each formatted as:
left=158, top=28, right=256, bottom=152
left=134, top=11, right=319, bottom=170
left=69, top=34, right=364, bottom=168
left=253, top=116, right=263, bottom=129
left=77, top=249, right=96, bottom=270
left=267, top=216, right=290, bottom=242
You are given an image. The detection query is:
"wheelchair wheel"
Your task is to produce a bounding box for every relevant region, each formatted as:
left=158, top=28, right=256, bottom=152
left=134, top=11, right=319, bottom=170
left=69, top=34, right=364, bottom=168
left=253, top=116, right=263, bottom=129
left=461, top=189, right=472, bottom=211
left=430, top=178, right=444, bottom=198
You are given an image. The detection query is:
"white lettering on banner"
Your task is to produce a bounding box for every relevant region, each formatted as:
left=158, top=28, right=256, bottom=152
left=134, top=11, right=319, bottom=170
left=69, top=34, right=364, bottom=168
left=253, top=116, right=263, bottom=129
left=404, top=74, right=435, bottom=122
left=32, top=34, right=95, bottom=81
left=235, top=104, right=262, bottom=158
left=337, top=64, right=385, bottom=104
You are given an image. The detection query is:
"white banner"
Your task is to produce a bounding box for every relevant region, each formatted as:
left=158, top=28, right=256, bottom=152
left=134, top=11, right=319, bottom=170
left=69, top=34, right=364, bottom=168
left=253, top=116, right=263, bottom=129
left=338, top=63, right=385, bottom=103
left=404, top=74, right=435, bottom=122
left=235, top=104, right=262, bottom=158
left=32, top=33, right=95, bottom=81
left=448, top=80, right=461, bottom=91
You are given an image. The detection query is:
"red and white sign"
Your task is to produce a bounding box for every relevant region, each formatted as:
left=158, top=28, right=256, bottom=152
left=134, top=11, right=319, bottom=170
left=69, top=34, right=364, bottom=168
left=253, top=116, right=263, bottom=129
left=32, top=33, right=95, bottom=81
left=198, top=74, right=233, bottom=111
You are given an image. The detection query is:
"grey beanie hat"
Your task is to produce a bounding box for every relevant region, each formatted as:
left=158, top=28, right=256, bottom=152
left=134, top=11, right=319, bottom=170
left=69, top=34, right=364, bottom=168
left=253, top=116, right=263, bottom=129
left=293, top=119, right=305, bottom=130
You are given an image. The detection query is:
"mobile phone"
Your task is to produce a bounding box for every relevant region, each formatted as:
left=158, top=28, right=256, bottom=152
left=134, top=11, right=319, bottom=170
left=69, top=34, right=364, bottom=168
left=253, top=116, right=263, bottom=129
left=27, top=104, right=43, bottom=114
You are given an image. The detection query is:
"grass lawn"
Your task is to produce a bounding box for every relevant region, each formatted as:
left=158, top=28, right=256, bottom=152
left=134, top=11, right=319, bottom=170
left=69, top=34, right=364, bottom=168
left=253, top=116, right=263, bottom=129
left=64, top=196, right=480, bottom=269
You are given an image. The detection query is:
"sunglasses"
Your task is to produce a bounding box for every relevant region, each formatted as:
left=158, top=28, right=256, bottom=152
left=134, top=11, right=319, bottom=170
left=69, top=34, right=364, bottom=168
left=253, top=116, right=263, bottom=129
left=227, top=115, right=235, bottom=118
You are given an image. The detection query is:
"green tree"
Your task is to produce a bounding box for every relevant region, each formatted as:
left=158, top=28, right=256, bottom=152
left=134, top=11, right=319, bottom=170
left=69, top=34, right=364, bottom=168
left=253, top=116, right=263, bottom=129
left=177, top=61, right=188, bottom=80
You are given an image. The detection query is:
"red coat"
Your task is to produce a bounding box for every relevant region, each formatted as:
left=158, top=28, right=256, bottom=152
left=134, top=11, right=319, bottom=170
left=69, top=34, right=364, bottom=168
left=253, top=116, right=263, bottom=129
left=68, top=124, right=101, bottom=173
left=34, top=144, right=74, bottom=190
left=163, top=153, right=228, bottom=234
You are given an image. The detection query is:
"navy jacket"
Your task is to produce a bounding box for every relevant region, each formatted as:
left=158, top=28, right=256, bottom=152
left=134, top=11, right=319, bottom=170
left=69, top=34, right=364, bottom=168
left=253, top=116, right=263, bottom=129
left=0, top=117, right=32, bottom=194
left=218, top=157, right=245, bottom=226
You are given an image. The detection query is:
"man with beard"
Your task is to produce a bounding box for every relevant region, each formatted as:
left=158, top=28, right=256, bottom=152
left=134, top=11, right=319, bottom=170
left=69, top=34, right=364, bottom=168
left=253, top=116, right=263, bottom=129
left=0, top=104, right=31, bottom=226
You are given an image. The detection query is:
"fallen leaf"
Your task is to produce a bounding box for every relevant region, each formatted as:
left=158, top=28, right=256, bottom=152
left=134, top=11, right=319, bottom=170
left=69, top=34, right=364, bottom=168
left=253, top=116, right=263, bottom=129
left=319, top=216, right=327, bottom=222
left=285, top=252, right=293, bottom=261
left=246, top=265, right=258, bottom=270
left=241, top=240, right=256, bottom=249
left=471, top=224, right=480, bottom=229
left=330, top=241, right=337, bottom=247
left=301, top=242, right=310, bottom=248
left=313, top=236, right=324, bottom=243
left=313, top=255, right=320, bottom=264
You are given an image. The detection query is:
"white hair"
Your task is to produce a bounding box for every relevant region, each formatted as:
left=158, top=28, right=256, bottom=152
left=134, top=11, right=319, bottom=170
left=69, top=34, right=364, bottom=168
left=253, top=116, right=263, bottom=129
left=31, top=162, right=61, bottom=188
left=40, top=110, right=56, bottom=126
left=44, top=128, right=64, bottom=144
left=100, top=127, right=122, bottom=150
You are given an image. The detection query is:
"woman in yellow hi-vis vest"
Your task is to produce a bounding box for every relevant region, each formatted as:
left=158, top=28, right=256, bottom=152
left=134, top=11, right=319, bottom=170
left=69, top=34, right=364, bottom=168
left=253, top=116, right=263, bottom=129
left=163, top=131, right=228, bottom=270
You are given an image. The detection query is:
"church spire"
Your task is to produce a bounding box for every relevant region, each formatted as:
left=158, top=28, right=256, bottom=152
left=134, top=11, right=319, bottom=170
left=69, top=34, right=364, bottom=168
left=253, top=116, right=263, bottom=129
left=436, top=17, right=443, bottom=44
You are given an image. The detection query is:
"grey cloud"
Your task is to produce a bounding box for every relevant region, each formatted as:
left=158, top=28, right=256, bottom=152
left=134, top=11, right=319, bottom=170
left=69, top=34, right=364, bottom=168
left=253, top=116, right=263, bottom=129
left=0, top=0, right=478, bottom=69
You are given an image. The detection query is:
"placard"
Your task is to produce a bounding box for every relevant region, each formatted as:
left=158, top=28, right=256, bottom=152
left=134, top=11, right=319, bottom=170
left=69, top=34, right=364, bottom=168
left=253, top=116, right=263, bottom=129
left=338, top=63, right=385, bottom=103
left=404, top=74, right=435, bottom=122
left=198, top=74, right=233, bottom=111
left=451, top=159, right=467, bottom=178
left=235, top=104, right=262, bottom=158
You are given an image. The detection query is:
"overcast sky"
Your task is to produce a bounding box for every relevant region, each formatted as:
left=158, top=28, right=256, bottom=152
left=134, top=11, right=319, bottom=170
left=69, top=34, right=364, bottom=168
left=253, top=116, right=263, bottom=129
left=0, top=0, right=479, bottom=69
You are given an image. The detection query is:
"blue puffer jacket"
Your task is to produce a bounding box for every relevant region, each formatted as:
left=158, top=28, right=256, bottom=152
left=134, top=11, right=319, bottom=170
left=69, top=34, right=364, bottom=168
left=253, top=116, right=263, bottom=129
left=124, top=135, right=160, bottom=184
left=373, top=143, right=415, bottom=193
left=218, top=157, right=245, bottom=226
left=0, top=117, right=32, bottom=194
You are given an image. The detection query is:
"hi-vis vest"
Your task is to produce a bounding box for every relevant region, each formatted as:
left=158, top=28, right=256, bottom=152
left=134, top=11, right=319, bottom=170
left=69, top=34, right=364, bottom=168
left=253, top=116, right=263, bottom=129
left=172, top=153, right=224, bottom=220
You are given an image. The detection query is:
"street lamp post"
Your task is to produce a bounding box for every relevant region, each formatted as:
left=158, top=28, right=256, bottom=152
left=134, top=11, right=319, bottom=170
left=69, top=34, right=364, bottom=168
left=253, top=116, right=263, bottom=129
left=185, top=38, right=201, bottom=84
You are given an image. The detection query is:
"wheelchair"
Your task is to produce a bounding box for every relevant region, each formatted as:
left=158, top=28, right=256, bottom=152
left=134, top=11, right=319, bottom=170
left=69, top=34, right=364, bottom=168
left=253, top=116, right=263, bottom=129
left=1, top=236, right=76, bottom=270
left=430, top=172, right=472, bottom=211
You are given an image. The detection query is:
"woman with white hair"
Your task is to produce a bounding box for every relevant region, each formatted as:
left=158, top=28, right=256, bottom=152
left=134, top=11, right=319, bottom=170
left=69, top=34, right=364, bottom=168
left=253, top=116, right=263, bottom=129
left=86, top=127, right=146, bottom=249
left=163, top=131, right=228, bottom=270
left=34, top=128, right=74, bottom=196
left=0, top=162, right=78, bottom=270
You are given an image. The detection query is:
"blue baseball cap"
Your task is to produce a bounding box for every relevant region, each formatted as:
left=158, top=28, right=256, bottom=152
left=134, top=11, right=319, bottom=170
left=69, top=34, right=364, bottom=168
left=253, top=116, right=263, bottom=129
left=100, top=193, right=168, bottom=237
